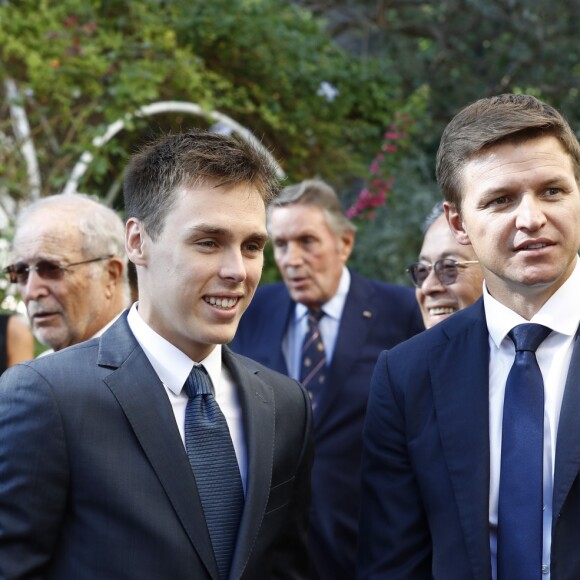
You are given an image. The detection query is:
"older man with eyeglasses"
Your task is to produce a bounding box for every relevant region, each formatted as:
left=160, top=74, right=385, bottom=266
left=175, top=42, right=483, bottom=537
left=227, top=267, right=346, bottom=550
left=5, top=193, right=131, bottom=353
left=406, top=202, right=483, bottom=329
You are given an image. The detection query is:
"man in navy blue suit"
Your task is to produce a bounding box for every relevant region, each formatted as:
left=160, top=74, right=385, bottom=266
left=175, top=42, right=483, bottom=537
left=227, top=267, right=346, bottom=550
left=230, top=179, right=424, bottom=579
left=358, top=94, right=580, bottom=579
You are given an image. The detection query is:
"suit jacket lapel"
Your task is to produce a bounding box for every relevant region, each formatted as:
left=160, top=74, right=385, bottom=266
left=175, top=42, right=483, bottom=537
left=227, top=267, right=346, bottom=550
left=98, top=314, right=219, bottom=579
left=316, top=273, right=374, bottom=424
left=266, top=288, right=294, bottom=375
left=223, top=348, right=275, bottom=580
left=552, top=324, right=580, bottom=522
left=431, top=301, right=492, bottom=579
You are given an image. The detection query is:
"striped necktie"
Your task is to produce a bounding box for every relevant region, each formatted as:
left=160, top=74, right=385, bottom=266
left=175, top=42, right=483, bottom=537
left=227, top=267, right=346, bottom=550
left=300, top=309, right=326, bottom=411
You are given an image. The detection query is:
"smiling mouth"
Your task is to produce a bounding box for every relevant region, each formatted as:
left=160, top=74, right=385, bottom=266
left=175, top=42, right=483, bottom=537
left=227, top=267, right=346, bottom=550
left=204, top=296, right=239, bottom=310
left=520, top=242, right=548, bottom=251
left=429, top=307, right=456, bottom=316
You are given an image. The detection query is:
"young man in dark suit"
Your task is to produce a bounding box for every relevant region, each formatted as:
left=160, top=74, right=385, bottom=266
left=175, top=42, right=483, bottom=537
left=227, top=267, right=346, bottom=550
left=358, top=94, right=580, bottom=579
left=0, top=130, right=313, bottom=579
left=230, top=179, right=424, bottom=579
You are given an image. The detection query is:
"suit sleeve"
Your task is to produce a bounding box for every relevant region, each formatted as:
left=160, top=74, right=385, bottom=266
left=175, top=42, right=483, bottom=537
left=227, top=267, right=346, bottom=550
left=357, top=350, right=432, bottom=579
left=0, top=364, right=69, bottom=579
left=271, top=384, right=314, bottom=580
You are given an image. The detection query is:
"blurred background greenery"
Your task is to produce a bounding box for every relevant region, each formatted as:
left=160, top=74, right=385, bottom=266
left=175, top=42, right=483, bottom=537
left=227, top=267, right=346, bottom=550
left=2, top=0, right=580, bottom=302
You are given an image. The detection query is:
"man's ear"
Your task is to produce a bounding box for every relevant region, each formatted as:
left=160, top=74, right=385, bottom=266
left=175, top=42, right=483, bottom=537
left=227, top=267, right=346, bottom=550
left=338, top=230, right=355, bottom=263
left=103, top=257, right=124, bottom=298
left=444, top=202, right=472, bottom=246
left=126, top=218, right=148, bottom=266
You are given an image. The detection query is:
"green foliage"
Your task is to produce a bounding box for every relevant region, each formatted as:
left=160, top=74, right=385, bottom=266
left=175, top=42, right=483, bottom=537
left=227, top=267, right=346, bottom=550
left=1, top=0, right=212, bottom=197
left=345, top=86, right=430, bottom=219
left=343, top=85, right=437, bottom=284
left=316, top=0, right=580, bottom=146
left=171, top=0, right=408, bottom=181
left=0, top=0, right=410, bottom=206
left=5, top=0, right=580, bottom=295
left=292, top=0, right=580, bottom=285
left=348, top=166, right=439, bottom=286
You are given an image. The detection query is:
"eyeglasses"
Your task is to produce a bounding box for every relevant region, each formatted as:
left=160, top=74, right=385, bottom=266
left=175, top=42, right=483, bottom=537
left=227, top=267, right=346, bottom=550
left=406, top=258, right=479, bottom=288
left=4, top=255, right=113, bottom=285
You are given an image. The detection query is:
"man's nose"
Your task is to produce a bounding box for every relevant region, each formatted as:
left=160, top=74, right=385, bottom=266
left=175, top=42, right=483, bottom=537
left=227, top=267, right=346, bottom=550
left=420, top=268, right=446, bottom=294
left=219, top=250, right=247, bottom=282
left=20, top=269, right=50, bottom=302
left=282, top=242, right=304, bottom=266
left=515, top=195, right=547, bottom=231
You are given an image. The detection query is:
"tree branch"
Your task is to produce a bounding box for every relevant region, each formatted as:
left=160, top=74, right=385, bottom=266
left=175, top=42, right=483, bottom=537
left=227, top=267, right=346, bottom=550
left=4, top=78, right=41, bottom=202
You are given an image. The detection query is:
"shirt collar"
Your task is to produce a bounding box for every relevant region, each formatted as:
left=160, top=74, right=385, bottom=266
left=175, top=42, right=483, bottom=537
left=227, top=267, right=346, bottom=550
left=127, top=303, right=222, bottom=396
left=295, top=266, right=351, bottom=322
left=484, top=257, right=580, bottom=349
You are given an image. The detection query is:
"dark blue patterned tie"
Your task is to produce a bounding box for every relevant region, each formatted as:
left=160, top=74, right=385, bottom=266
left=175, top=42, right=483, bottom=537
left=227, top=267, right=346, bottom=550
left=300, top=309, right=326, bottom=411
left=184, top=365, right=244, bottom=580
left=498, top=323, right=551, bottom=580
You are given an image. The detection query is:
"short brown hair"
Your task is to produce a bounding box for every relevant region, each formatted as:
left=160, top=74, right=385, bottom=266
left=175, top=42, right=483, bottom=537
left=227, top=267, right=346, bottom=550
left=123, top=129, right=281, bottom=239
left=436, top=93, right=580, bottom=211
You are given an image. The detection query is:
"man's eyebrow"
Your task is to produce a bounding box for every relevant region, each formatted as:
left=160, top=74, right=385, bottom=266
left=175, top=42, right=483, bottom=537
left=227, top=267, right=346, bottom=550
left=189, top=224, right=228, bottom=235
left=479, top=174, right=573, bottom=198
left=13, top=255, right=61, bottom=264
left=248, top=233, right=269, bottom=245
left=475, top=181, right=519, bottom=200
left=539, top=175, right=573, bottom=188
left=187, top=224, right=269, bottom=243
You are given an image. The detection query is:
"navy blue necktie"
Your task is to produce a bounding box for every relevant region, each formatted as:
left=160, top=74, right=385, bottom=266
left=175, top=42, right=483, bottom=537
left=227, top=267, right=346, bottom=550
left=184, top=365, right=244, bottom=580
left=497, top=323, right=551, bottom=580
left=300, top=309, right=326, bottom=411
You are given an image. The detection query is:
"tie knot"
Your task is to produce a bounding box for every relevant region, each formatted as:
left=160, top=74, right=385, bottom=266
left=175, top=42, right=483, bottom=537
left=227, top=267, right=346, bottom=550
left=308, top=309, right=324, bottom=323
left=184, top=365, right=213, bottom=398
left=508, top=323, right=551, bottom=353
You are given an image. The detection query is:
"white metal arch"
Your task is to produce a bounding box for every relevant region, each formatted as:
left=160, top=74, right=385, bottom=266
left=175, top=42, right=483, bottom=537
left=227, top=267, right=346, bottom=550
left=62, top=101, right=285, bottom=196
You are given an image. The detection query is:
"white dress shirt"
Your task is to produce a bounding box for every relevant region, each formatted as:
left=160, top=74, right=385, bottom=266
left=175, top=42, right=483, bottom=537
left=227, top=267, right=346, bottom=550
left=127, top=303, right=247, bottom=493
left=282, top=267, right=350, bottom=380
left=486, top=258, right=580, bottom=578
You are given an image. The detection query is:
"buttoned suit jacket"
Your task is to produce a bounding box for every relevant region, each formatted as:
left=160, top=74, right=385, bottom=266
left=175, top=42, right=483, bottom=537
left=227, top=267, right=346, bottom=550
left=229, top=270, right=424, bottom=579
left=0, top=313, right=313, bottom=580
left=358, top=298, right=580, bottom=580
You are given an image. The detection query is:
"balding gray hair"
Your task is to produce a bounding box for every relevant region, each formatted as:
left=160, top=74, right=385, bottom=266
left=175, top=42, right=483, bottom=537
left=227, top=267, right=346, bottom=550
left=267, top=178, right=356, bottom=236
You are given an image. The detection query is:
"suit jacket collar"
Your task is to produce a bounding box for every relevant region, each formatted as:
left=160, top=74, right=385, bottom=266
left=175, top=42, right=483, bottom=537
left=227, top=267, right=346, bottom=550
left=315, top=272, right=377, bottom=424
left=553, top=323, right=580, bottom=524
left=430, top=300, right=493, bottom=579
left=223, top=348, right=276, bottom=579
left=266, top=287, right=294, bottom=375
left=433, top=303, right=580, bottom=577
left=98, top=314, right=218, bottom=577
left=98, top=314, right=276, bottom=580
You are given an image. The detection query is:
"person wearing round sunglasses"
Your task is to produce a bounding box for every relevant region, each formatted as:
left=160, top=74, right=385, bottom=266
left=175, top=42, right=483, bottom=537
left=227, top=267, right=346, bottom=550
left=5, top=193, right=130, bottom=353
left=407, top=202, right=483, bottom=329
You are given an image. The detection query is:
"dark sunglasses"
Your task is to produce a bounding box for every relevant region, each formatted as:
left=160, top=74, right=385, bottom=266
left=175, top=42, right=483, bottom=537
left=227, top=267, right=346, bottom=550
left=4, top=255, right=113, bottom=285
left=406, top=258, right=479, bottom=289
